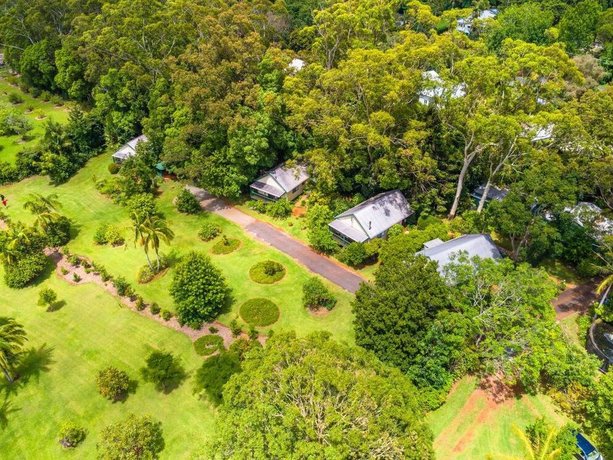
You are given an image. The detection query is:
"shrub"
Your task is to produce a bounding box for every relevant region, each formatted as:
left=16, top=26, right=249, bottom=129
left=108, top=163, right=120, bottom=175
left=230, top=319, right=242, bottom=337
left=93, top=224, right=109, bottom=245
left=68, top=254, right=80, bottom=266
left=303, top=277, right=336, bottom=311
left=0, top=105, right=32, bottom=135
left=40, top=90, right=52, bottom=101
left=306, top=204, right=338, bottom=254
left=46, top=216, right=72, bottom=247
left=247, top=199, right=268, bottom=214
left=198, top=223, right=221, bottom=241
left=137, top=259, right=168, bottom=284
left=50, top=95, right=63, bottom=106
left=8, top=93, right=23, bottom=104
left=170, top=252, right=229, bottom=328
left=161, top=309, right=172, bottom=321
left=37, top=287, right=57, bottom=308
left=239, top=299, right=280, bottom=327
left=93, top=224, right=124, bottom=246
left=150, top=303, right=161, bottom=315
left=135, top=297, right=146, bottom=311
left=72, top=273, right=81, bottom=283
left=58, top=422, right=86, bottom=449
left=96, top=366, right=130, bottom=401
left=25, top=104, right=34, bottom=112
left=209, top=326, right=219, bottom=334
left=211, top=236, right=240, bottom=255
left=193, top=335, right=224, bottom=356
left=61, top=267, right=69, bottom=276
left=140, top=351, right=186, bottom=393
left=127, top=193, right=157, bottom=221
left=337, top=242, right=369, bottom=267
left=175, top=189, right=201, bottom=214
left=267, top=198, right=292, bottom=218
left=387, top=224, right=404, bottom=238
left=249, top=260, right=286, bottom=284
left=98, top=415, right=163, bottom=460
left=194, top=351, right=241, bottom=405
left=4, top=253, right=48, bottom=288
left=113, top=276, right=132, bottom=297
left=248, top=326, right=259, bottom=341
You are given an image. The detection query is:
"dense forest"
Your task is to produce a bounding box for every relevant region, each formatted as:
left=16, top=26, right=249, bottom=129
left=0, top=0, right=612, bottom=458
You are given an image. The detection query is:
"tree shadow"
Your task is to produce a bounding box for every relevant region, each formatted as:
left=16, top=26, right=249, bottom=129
left=113, top=378, right=139, bottom=404
left=159, top=366, right=187, bottom=395
left=46, top=300, right=66, bottom=312
left=0, top=397, right=20, bottom=430
left=14, top=344, right=55, bottom=386
left=219, top=289, right=236, bottom=316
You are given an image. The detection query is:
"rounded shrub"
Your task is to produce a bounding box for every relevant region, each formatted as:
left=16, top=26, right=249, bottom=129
left=198, top=223, right=221, bottom=241
left=150, top=303, right=161, bottom=315
left=303, top=277, right=337, bottom=311
left=58, top=422, right=86, bottom=448
left=175, top=189, right=201, bottom=214
left=108, top=163, right=120, bottom=175
left=193, top=335, right=224, bottom=356
left=249, top=260, right=286, bottom=284
left=211, top=236, right=240, bottom=255
left=96, top=366, right=130, bottom=401
left=239, top=299, right=280, bottom=327
left=161, top=309, right=173, bottom=321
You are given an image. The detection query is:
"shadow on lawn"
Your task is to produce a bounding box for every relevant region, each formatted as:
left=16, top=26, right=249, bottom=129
left=0, top=344, right=54, bottom=400
left=0, top=397, right=20, bottom=430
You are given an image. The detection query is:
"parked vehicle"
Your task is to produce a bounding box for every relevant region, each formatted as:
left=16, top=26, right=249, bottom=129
left=576, top=432, right=603, bottom=460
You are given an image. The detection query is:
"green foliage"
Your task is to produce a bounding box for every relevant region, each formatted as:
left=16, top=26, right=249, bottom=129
left=379, top=221, right=448, bottom=266
left=306, top=204, right=338, bottom=254
left=522, top=418, right=580, bottom=460
left=337, top=242, right=369, bottom=267
left=198, top=223, right=221, bottom=241
left=137, top=257, right=168, bottom=284
left=486, top=3, right=555, bottom=48
left=193, top=335, right=224, bottom=356
left=175, top=189, right=201, bottom=214
left=93, top=224, right=125, bottom=246
left=150, top=303, right=161, bottom=315
left=559, top=0, right=603, bottom=53
left=0, top=316, right=27, bottom=383
left=250, top=198, right=294, bottom=219
left=19, top=39, right=57, bottom=90
left=113, top=276, right=133, bottom=297
left=210, top=332, right=434, bottom=458
left=7, top=93, right=24, bottom=105
left=140, top=351, right=186, bottom=393
left=58, top=422, right=86, bottom=449
left=194, top=351, right=241, bottom=405
left=98, top=415, right=164, bottom=460
left=161, top=309, right=172, bottom=321
left=37, top=288, right=57, bottom=308
left=0, top=103, right=32, bottom=135
left=4, top=252, right=48, bottom=289
left=108, top=163, right=120, bottom=174
left=302, top=277, right=336, bottom=311
left=127, top=193, right=157, bottom=221
left=96, top=366, right=131, bottom=402
left=211, top=236, right=240, bottom=255
left=239, top=298, right=280, bottom=327
left=248, top=260, right=286, bottom=284
left=45, top=215, right=71, bottom=247
left=229, top=319, right=242, bottom=337
left=170, top=252, right=229, bottom=328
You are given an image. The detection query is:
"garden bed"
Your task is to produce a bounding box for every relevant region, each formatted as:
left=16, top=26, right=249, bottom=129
left=249, top=260, right=286, bottom=284
left=239, top=298, right=280, bottom=327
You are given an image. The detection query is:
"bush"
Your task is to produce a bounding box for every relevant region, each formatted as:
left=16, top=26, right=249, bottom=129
left=337, top=242, right=369, bottom=267
left=4, top=253, right=48, bottom=288
left=230, top=319, right=242, bottom=337
left=137, top=258, right=168, bottom=284
left=8, top=93, right=24, bottom=105
left=58, top=422, right=86, bottom=449
left=267, top=198, right=292, bottom=218
left=105, top=225, right=124, bottom=246
left=175, top=188, right=201, bottom=214
left=113, top=276, right=133, bottom=297
left=211, top=236, right=240, bottom=255
left=98, top=415, right=163, bottom=460
left=193, top=335, right=224, bottom=356
left=247, top=199, right=268, bottom=214
left=248, top=326, right=259, bottom=341
left=68, top=254, right=81, bottom=266
left=150, top=303, right=161, bottom=315
left=239, top=299, right=280, bottom=327
left=194, top=351, right=241, bottom=405
left=127, top=193, right=157, bottom=221
left=37, top=287, right=57, bottom=308
left=135, top=297, right=146, bottom=311
left=249, top=260, right=286, bottom=284
left=140, top=351, right=186, bottom=393
left=161, top=309, right=172, bottom=321
left=96, top=366, right=130, bottom=401
left=40, top=90, right=52, bottom=101
left=0, top=104, right=32, bottom=135
left=306, top=204, right=339, bottom=254
left=72, top=273, right=81, bottom=283
left=303, top=277, right=337, bottom=311
left=46, top=216, right=72, bottom=247
left=198, top=223, right=221, bottom=241
left=209, top=326, right=219, bottom=333
left=387, top=223, right=404, bottom=238
left=50, top=95, right=63, bottom=106
left=170, top=252, right=229, bottom=328
left=108, top=163, right=120, bottom=174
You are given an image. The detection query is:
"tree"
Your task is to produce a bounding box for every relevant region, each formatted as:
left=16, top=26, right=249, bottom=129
left=98, top=415, right=164, bottom=460
left=210, top=332, right=434, bottom=459
left=0, top=222, right=48, bottom=288
left=486, top=3, right=555, bottom=49
left=170, top=252, right=229, bottom=328
left=353, top=255, right=451, bottom=373
left=302, top=277, right=336, bottom=310
left=501, top=419, right=579, bottom=460
left=37, top=287, right=57, bottom=309
left=0, top=103, right=32, bottom=135
left=132, top=213, right=174, bottom=271
left=19, top=39, right=57, bottom=90
left=0, top=317, right=27, bottom=383
left=96, top=366, right=131, bottom=402
left=140, top=351, right=185, bottom=394
left=23, top=192, right=62, bottom=233
left=559, top=0, right=603, bottom=53
left=194, top=350, right=241, bottom=406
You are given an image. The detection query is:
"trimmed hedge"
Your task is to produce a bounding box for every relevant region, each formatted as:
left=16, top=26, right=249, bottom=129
left=239, top=298, right=280, bottom=327
left=211, top=236, right=240, bottom=255
left=249, top=260, right=286, bottom=284
left=193, top=335, right=224, bottom=356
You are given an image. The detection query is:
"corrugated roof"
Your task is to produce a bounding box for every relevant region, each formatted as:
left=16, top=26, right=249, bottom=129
left=112, top=134, right=148, bottom=160
left=250, top=181, right=284, bottom=198
left=332, top=190, right=412, bottom=241
left=417, top=234, right=502, bottom=273
left=471, top=185, right=509, bottom=202
left=251, top=164, right=309, bottom=197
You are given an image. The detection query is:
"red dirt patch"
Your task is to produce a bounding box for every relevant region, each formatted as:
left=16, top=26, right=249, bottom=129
left=307, top=307, right=331, bottom=317
left=553, top=282, right=598, bottom=320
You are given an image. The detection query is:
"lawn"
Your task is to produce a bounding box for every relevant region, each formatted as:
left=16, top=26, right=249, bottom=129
left=0, top=154, right=356, bottom=343
left=428, top=376, right=568, bottom=459
left=0, top=74, right=70, bottom=165
left=0, top=273, right=214, bottom=459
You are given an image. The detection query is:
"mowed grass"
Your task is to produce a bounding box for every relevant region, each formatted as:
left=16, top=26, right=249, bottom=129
left=0, top=154, right=356, bottom=342
left=0, top=75, right=70, bottom=164
left=428, top=376, right=568, bottom=460
left=0, top=274, right=214, bottom=459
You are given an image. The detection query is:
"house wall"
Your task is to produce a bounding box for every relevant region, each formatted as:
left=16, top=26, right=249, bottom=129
left=286, top=183, right=305, bottom=201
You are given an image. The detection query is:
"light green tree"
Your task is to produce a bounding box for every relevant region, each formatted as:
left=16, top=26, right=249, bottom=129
left=0, top=317, right=27, bottom=383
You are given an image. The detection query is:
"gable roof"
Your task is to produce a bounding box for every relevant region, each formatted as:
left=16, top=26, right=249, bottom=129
left=471, top=184, right=509, bottom=202
left=417, top=234, right=502, bottom=273
left=250, top=164, right=309, bottom=198
left=112, top=134, right=148, bottom=161
left=289, top=58, right=306, bottom=72
left=329, top=190, right=412, bottom=242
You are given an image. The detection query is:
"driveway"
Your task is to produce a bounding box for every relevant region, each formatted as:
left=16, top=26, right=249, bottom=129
left=186, top=186, right=365, bottom=293
left=553, top=282, right=598, bottom=320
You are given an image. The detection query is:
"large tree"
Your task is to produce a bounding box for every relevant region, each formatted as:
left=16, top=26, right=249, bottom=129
left=0, top=317, right=27, bottom=383
left=210, top=332, right=434, bottom=459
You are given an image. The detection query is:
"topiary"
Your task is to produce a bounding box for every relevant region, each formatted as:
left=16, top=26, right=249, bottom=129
left=239, top=299, right=280, bottom=327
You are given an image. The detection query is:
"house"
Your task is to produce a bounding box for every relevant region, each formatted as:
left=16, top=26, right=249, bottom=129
left=111, top=135, right=148, bottom=163
left=288, top=58, right=306, bottom=72
left=456, top=9, right=498, bottom=35
left=418, top=70, right=466, bottom=106
left=530, top=124, right=554, bottom=142
left=565, top=202, right=613, bottom=236
left=249, top=163, right=309, bottom=202
left=417, top=234, right=502, bottom=274
left=471, top=184, right=509, bottom=204
left=328, top=190, right=413, bottom=245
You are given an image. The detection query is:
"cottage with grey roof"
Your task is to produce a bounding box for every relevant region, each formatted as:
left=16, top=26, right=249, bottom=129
left=329, top=190, right=413, bottom=245
left=471, top=184, right=508, bottom=204
left=249, top=163, right=309, bottom=202
left=112, top=134, right=148, bottom=163
left=417, top=234, right=502, bottom=274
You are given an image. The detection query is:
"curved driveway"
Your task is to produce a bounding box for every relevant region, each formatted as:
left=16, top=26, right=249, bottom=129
left=186, top=186, right=365, bottom=293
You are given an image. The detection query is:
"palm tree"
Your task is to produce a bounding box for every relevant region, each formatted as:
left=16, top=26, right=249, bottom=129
left=492, top=425, right=562, bottom=460
left=0, top=317, right=27, bottom=383
left=597, top=274, right=613, bottom=296
left=0, top=222, right=32, bottom=266
left=142, top=215, right=174, bottom=270
left=131, top=212, right=154, bottom=270
left=23, top=193, right=62, bottom=232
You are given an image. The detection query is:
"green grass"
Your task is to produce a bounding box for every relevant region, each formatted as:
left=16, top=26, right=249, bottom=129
left=428, top=376, right=568, bottom=459
left=240, top=298, right=280, bottom=327
left=0, top=274, right=214, bottom=459
left=249, top=260, right=286, bottom=284
left=0, top=76, right=70, bottom=165
left=211, top=236, right=240, bottom=255
left=193, top=335, right=224, bottom=356
left=539, top=258, right=586, bottom=286
left=0, top=154, right=356, bottom=343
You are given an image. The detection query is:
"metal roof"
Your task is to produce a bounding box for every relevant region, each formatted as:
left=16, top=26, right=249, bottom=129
left=251, top=164, right=309, bottom=197
left=112, top=134, right=148, bottom=160
left=330, top=190, right=413, bottom=242
left=417, top=234, right=502, bottom=273
left=471, top=185, right=509, bottom=202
